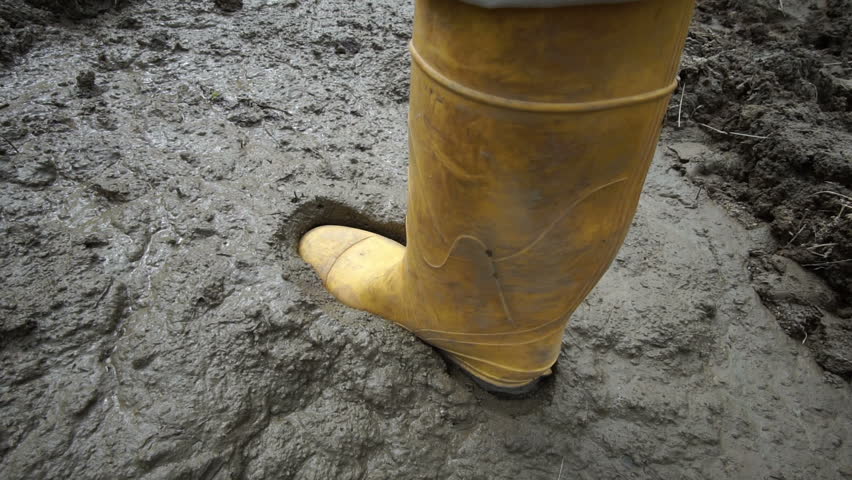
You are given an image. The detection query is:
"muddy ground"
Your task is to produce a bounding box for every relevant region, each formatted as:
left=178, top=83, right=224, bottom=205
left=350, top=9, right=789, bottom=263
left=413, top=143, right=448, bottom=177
left=664, top=0, right=852, bottom=379
left=1, top=0, right=850, bottom=479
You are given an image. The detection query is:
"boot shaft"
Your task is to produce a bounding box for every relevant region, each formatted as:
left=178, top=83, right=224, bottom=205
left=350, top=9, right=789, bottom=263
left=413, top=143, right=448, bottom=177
left=412, top=0, right=694, bottom=104
left=402, top=0, right=695, bottom=369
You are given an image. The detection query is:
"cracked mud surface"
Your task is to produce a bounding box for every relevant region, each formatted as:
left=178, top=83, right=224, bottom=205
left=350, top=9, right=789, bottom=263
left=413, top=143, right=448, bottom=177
left=1, top=0, right=850, bottom=479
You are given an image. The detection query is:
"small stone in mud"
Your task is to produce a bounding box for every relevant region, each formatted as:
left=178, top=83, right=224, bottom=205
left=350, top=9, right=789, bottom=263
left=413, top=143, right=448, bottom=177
left=214, top=0, right=243, bottom=12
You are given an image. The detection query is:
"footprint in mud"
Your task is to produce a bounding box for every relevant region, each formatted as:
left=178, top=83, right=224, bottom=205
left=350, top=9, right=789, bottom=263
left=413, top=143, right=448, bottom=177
left=275, top=196, right=406, bottom=253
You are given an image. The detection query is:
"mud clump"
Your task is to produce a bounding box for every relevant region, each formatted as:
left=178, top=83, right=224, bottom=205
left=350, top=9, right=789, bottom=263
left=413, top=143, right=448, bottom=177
left=0, top=2, right=46, bottom=64
left=1, top=0, right=130, bottom=65
left=750, top=254, right=852, bottom=377
left=667, top=0, right=852, bottom=373
left=24, top=0, right=130, bottom=18
left=213, top=0, right=243, bottom=13
left=75, top=69, right=101, bottom=97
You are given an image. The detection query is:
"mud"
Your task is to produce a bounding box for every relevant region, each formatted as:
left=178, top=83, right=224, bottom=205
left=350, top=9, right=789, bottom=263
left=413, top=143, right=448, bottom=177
left=1, top=1, right=850, bottom=479
left=664, top=0, right=852, bottom=377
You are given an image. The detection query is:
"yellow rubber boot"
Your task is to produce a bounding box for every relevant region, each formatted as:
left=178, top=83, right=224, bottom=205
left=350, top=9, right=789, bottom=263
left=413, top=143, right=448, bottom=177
left=300, top=0, right=695, bottom=393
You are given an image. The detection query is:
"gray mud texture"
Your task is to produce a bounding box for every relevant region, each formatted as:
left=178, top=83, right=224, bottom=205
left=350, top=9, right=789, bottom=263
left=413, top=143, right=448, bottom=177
left=663, top=0, right=852, bottom=379
left=1, top=1, right=850, bottom=479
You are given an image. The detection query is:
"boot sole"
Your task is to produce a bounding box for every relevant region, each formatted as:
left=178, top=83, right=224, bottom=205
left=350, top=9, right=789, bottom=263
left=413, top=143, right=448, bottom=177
left=440, top=351, right=542, bottom=396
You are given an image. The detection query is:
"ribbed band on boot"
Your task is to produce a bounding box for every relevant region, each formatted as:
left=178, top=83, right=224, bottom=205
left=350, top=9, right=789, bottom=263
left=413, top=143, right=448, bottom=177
left=409, top=42, right=678, bottom=113
left=462, top=0, right=638, bottom=8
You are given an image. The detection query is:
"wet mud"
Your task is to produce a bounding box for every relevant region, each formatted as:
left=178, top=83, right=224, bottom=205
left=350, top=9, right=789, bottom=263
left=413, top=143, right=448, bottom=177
left=1, top=0, right=851, bottom=479
left=664, top=0, right=852, bottom=378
